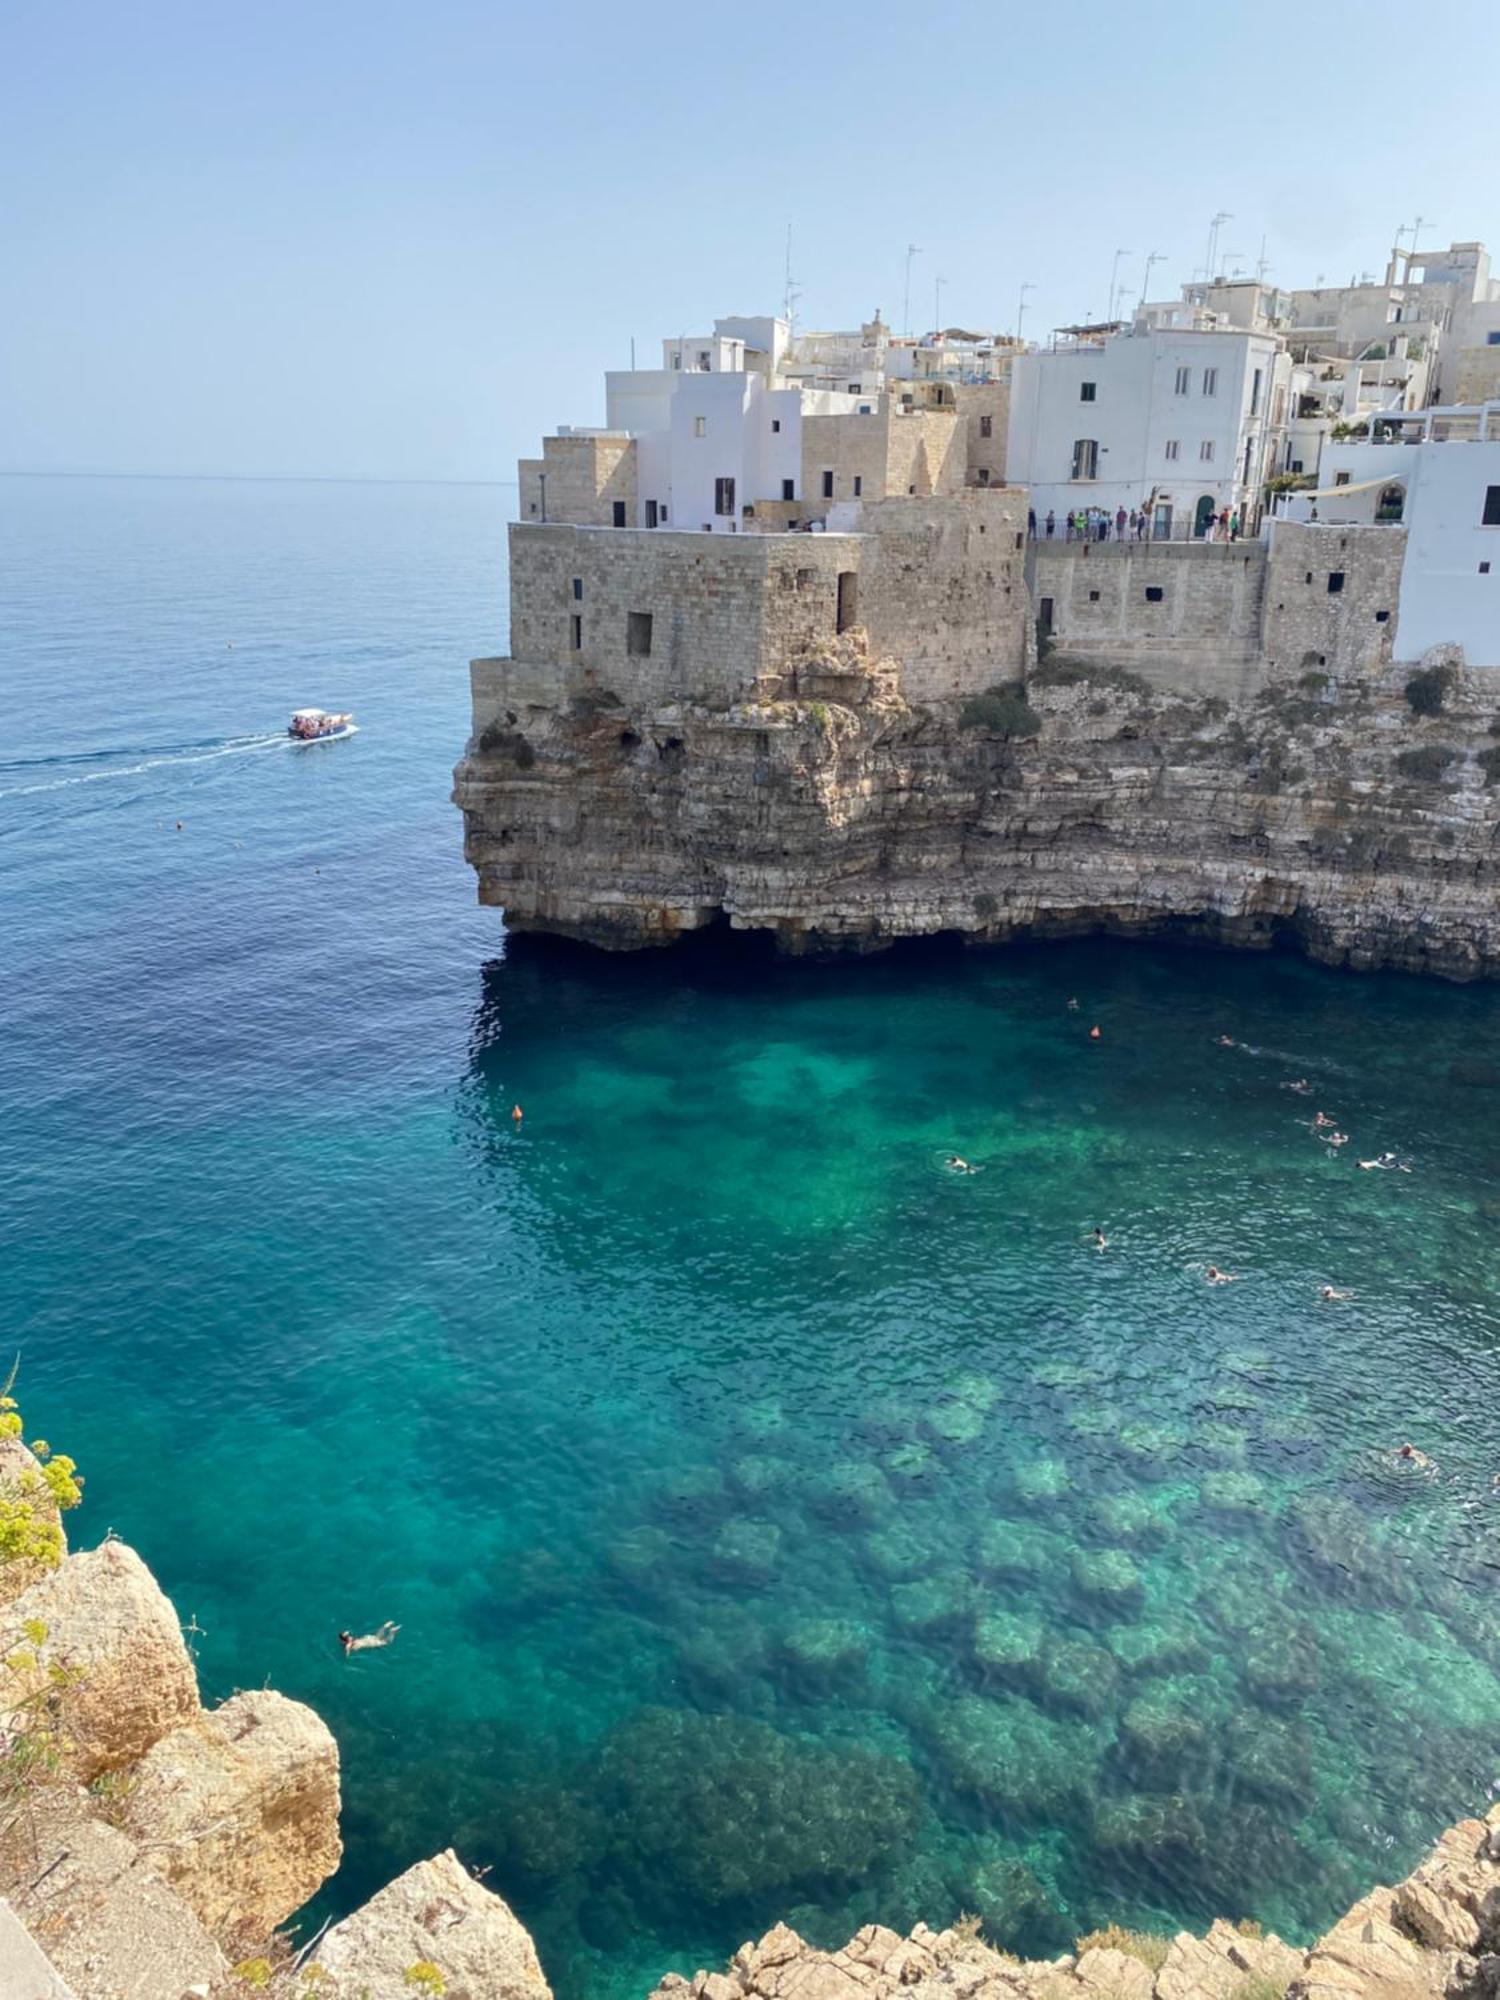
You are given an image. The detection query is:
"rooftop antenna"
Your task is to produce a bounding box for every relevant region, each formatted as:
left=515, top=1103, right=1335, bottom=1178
left=934, top=273, right=946, bottom=337
left=1107, top=248, right=1130, bottom=324
left=782, top=223, right=801, bottom=339
left=1409, top=215, right=1431, bottom=269
left=1016, top=279, right=1034, bottom=344
left=903, top=244, right=923, bottom=338
left=1137, top=250, right=1164, bottom=312
left=1205, top=210, right=1232, bottom=280
left=1255, top=235, right=1271, bottom=284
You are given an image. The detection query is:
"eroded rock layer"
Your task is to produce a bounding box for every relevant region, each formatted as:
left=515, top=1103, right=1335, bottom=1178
left=455, top=654, right=1500, bottom=979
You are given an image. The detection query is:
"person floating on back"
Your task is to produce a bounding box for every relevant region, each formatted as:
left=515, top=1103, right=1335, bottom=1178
left=339, top=1621, right=400, bottom=1657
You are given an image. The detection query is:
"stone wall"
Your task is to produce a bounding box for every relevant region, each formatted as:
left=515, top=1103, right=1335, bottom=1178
left=519, top=434, right=638, bottom=527
left=1261, top=521, right=1405, bottom=683
left=1032, top=543, right=1268, bottom=697
left=799, top=403, right=966, bottom=518
left=1452, top=346, right=1500, bottom=406
left=956, top=381, right=1011, bottom=487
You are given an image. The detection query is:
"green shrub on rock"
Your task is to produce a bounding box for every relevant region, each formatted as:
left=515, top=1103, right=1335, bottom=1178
left=1394, top=745, right=1457, bottom=781
left=959, top=685, right=1041, bottom=738
left=1404, top=662, right=1458, bottom=716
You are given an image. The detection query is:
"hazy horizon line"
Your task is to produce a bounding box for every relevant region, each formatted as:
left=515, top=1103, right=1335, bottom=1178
left=0, top=469, right=521, bottom=488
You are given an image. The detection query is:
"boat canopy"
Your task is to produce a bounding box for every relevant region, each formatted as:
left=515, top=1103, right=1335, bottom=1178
left=291, top=709, right=328, bottom=720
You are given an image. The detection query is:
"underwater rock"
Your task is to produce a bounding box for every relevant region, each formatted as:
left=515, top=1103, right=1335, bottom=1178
left=1241, top=1623, right=1321, bottom=1708
left=780, top=1617, right=871, bottom=1690
left=927, top=1694, right=1106, bottom=1817
left=1199, top=1469, right=1270, bottom=1518
left=730, top=1454, right=791, bottom=1503
left=606, top=1525, right=676, bottom=1590
left=1118, top=1682, right=1215, bottom=1783
left=1038, top=1637, right=1119, bottom=1718
left=594, top=1708, right=921, bottom=1913
left=1070, top=1549, right=1145, bottom=1615
left=1287, top=1496, right=1414, bottom=1608
left=651, top=1464, right=731, bottom=1527
left=740, top=1399, right=790, bottom=1442
left=1106, top=1620, right=1210, bottom=1677
left=713, top=1518, right=784, bottom=1587
left=862, top=1521, right=934, bottom=1580
left=1116, top=1421, right=1188, bottom=1480
left=1226, top=1712, right=1315, bottom=1808
left=1090, top=1493, right=1167, bottom=1546
left=1064, top=1402, right=1127, bottom=1442
left=890, top=1569, right=975, bottom=1638
left=806, top=1462, right=895, bottom=1528
left=883, top=1441, right=940, bottom=1488
left=1013, top=1457, right=1074, bottom=1508
left=1193, top=1420, right=1251, bottom=1465
left=925, top=1399, right=988, bottom=1448
left=976, top=1518, right=1067, bottom=1583
left=1030, top=1361, right=1109, bottom=1393
left=971, top=1610, right=1047, bottom=1688
left=1093, top=1790, right=1208, bottom=1863
left=965, top=1853, right=1061, bottom=1953
left=947, top=1372, right=1003, bottom=1414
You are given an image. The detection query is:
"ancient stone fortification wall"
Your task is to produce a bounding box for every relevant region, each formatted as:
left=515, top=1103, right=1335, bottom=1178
left=1032, top=543, right=1268, bottom=697
left=800, top=405, right=966, bottom=517
left=956, top=380, right=1011, bottom=486
left=1262, top=521, right=1406, bottom=683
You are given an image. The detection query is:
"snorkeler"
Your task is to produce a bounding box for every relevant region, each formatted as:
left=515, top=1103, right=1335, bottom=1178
left=339, top=1622, right=400, bottom=1657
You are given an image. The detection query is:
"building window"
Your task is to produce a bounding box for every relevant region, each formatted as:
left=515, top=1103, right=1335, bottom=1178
left=570, top=615, right=582, bottom=650
left=572, top=577, right=583, bottom=600
left=1327, top=571, right=1345, bottom=594
left=1202, top=368, right=1218, bottom=395
left=1334, top=471, right=1351, bottom=487
left=1088, top=589, right=1100, bottom=601
left=693, top=416, right=706, bottom=438
left=659, top=505, right=668, bottom=522
left=771, top=419, right=781, bottom=433
left=612, top=500, right=627, bottom=526
left=1174, top=366, right=1191, bottom=395
left=1251, top=367, right=1263, bottom=416
left=1165, top=439, right=1180, bottom=461
left=1489, top=333, right=1500, bottom=346
left=822, top=470, right=834, bottom=498
left=1200, top=441, right=1215, bottom=461
left=1482, top=562, right=1492, bottom=575
left=1375, top=610, right=1390, bottom=622
left=1145, top=586, right=1164, bottom=602
left=645, top=500, right=658, bottom=528
left=1071, top=438, right=1099, bottom=480
left=1483, top=486, right=1500, bottom=525
left=714, top=476, right=736, bottom=516
left=859, top=404, right=872, bottom=415
left=1080, top=382, right=1097, bottom=402
left=627, top=611, right=653, bottom=657
left=976, top=468, right=990, bottom=485
left=848, top=382, right=859, bottom=393
left=853, top=476, right=863, bottom=496
left=782, top=478, right=795, bottom=501
left=697, top=350, right=710, bottom=370
left=980, top=414, right=993, bottom=438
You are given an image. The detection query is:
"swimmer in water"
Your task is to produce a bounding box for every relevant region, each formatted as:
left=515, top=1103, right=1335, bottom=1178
left=511, top=1104, right=524, bottom=1124
left=1066, top=996, right=1079, bottom=1011
left=945, top=1156, right=977, bottom=1175
left=1092, top=1227, right=1108, bottom=1252
left=1358, top=1151, right=1409, bottom=1172
left=1089, top=1025, right=1102, bottom=1042
left=1395, top=1443, right=1433, bottom=1470
left=339, top=1622, right=400, bottom=1657
left=1312, top=1111, right=1334, bottom=1130
left=1205, top=1264, right=1239, bottom=1284
left=1216, top=1035, right=1236, bottom=1048
left=1283, top=1078, right=1311, bottom=1095
left=1320, top=1285, right=1353, bottom=1301
left=1320, top=1130, right=1349, bottom=1148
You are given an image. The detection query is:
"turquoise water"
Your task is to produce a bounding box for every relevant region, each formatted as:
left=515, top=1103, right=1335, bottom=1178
left=6, top=476, right=1500, bottom=1997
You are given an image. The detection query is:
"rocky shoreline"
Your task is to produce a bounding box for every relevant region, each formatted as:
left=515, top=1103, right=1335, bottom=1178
left=455, top=644, right=1500, bottom=980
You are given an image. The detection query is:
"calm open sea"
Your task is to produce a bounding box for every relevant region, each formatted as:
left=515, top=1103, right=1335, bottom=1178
left=5, top=474, right=1500, bottom=1998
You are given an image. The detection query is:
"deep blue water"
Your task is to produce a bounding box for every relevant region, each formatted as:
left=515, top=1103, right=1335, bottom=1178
left=5, top=475, right=1500, bottom=1998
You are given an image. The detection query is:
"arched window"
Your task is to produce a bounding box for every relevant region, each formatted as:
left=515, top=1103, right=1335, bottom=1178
left=1071, top=438, right=1099, bottom=480
left=1376, top=484, right=1405, bottom=523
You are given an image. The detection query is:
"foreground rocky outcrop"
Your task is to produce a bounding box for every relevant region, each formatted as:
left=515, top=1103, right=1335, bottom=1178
left=455, top=644, right=1500, bottom=979
left=653, top=1806, right=1500, bottom=2000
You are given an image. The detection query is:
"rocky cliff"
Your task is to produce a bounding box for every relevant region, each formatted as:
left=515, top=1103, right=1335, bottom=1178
left=454, top=640, right=1500, bottom=979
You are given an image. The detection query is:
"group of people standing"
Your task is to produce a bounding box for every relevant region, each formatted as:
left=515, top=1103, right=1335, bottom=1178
left=1025, top=504, right=1245, bottom=544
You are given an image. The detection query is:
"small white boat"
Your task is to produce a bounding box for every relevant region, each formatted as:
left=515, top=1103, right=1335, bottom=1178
left=288, top=708, right=355, bottom=742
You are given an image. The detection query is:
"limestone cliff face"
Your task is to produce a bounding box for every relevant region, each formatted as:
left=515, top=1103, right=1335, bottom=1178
left=454, top=643, right=1500, bottom=979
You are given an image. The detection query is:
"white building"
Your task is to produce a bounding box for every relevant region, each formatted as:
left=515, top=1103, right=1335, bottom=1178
left=1281, top=404, right=1500, bottom=666
left=1007, top=323, right=1289, bottom=537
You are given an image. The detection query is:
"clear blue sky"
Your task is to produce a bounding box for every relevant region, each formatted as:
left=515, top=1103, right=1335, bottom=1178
left=5, top=0, right=1497, bottom=482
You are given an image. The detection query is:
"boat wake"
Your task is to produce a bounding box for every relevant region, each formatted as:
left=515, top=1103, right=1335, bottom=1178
left=0, top=732, right=290, bottom=800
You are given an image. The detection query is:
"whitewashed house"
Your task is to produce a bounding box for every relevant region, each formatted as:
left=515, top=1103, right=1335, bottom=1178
left=1007, top=323, right=1289, bottom=537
